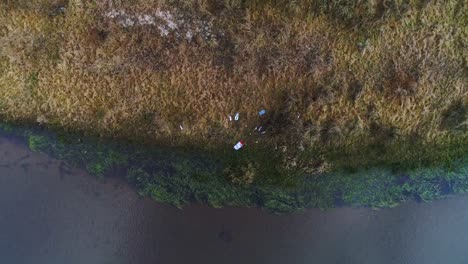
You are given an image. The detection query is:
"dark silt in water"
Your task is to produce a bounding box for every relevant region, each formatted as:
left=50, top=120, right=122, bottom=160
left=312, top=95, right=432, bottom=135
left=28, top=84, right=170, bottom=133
left=1, top=133, right=468, bottom=264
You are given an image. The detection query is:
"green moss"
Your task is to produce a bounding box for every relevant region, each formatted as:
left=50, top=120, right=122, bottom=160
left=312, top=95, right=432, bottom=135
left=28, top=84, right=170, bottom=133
left=144, top=183, right=189, bottom=208
left=0, top=123, right=14, bottom=133
left=339, top=169, right=407, bottom=208
left=86, top=163, right=105, bottom=178
left=28, top=135, right=50, bottom=152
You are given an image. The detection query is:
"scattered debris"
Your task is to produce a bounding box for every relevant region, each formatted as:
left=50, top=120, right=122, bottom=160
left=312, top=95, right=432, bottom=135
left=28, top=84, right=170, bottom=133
left=234, top=140, right=244, bottom=150
left=179, top=125, right=183, bottom=130
left=228, top=115, right=232, bottom=122
left=185, top=31, right=193, bottom=40
left=258, top=109, right=266, bottom=116
left=36, top=115, right=49, bottom=124
left=298, top=143, right=305, bottom=151
left=253, top=126, right=265, bottom=134
left=49, top=6, right=66, bottom=17
left=234, top=112, right=239, bottom=121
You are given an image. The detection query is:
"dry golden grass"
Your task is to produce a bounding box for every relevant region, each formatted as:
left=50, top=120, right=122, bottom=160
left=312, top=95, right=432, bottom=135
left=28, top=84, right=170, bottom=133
left=0, top=0, right=466, bottom=174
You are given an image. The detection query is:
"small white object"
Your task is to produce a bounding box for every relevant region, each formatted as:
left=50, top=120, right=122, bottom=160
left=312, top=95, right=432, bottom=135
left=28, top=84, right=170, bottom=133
left=233, top=141, right=244, bottom=150
left=228, top=115, right=232, bottom=122
left=179, top=125, right=183, bottom=130
left=186, top=31, right=193, bottom=41
left=234, top=112, right=239, bottom=121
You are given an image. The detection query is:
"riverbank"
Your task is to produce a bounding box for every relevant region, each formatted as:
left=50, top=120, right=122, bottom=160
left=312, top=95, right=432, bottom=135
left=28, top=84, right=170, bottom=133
left=1, top=1, right=467, bottom=212
left=2, top=132, right=468, bottom=264
left=1, top=0, right=467, bottom=182
left=1, top=122, right=467, bottom=213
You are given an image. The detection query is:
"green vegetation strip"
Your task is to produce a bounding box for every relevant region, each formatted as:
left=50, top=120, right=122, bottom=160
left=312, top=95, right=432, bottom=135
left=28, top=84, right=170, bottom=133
left=1, top=121, right=467, bottom=214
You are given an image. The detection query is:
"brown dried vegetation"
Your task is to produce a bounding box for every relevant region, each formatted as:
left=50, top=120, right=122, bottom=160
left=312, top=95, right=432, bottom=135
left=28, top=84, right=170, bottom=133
left=0, top=0, right=466, bottom=177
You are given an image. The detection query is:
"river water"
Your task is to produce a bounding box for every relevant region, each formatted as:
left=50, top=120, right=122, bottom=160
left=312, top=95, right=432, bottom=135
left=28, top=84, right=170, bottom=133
left=1, top=133, right=468, bottom=264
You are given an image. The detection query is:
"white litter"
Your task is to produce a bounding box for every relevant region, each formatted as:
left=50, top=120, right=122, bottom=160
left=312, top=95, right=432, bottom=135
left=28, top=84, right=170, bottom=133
left=185, top=31, right=193, bottom=41
left=234, top=141, right=245, bottom=150
left=234, top=112, right=239, bottom=121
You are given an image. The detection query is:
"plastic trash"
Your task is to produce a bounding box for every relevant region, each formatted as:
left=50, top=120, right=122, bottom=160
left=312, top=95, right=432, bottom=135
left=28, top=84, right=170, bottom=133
left=258, top=109, right=266, bottom=116
left=254, top=126, right=265, bottom=133
left=179, top=125, right=183, bottom=130
left=234, top=140, right=244, bottom=150
left=234, top=112, right=239, bottom=121
left=228, top=115, right=233, bottom=122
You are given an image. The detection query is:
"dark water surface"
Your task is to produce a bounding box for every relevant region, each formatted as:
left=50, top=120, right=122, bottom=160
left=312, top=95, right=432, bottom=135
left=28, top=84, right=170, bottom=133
left=1, top=134, right=468, bottom=264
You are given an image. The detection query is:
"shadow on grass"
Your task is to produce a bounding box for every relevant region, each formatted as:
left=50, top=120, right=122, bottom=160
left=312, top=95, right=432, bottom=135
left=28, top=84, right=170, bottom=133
left=1, top=121, right=467, bottom=214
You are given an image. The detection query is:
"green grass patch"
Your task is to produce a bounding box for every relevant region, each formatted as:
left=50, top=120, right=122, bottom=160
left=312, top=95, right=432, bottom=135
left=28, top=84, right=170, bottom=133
left=1, top=121, right=467, bottom=214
